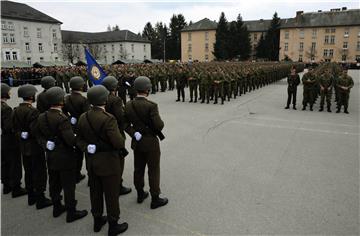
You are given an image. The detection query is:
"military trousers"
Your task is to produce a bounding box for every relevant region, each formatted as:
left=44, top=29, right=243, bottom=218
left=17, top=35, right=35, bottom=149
left=286, top=88, right=297, bottom=107
left=189, top=83, right=198, bottom=102
left=338, top=91, right=350, bottom=110
left=320, top=89, right=332, bottom=108
left=176, top=86, right=185, bottom=101
left=74, top=148, right=84, bottom=179
left=22, top=150, right=47, bottom=194
left=302, top=88, right=314, bottom=107
left=119, top=157, right=125, bottom=186
left=133, top=149, right=161, bottom=197
left=1, top=141, right=22, bottom=189
left=48, top=168, right=76, bottom=210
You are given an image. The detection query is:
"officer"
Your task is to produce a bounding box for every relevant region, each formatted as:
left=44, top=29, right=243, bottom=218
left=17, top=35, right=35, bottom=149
left=188, top=72, right=199, bottom=103
left=63, top=76, right=90, bottom=183
left=12, top=84, right=52, bottom=209
left=285, top=66, right=300, bottom=110
left=124, top=76, right=168, bottom=209
left=176, top=68, right=186, bottom=102
left=318, top=70, right=333, bottom=112
left=102, top=76, right=132, bottom=196
left=34, top=87, right=88, bottom=222
left=1, top=83, right=27, bottom=197
left=301, top=67, right=316, bottom=111
left=77, top=85, right=128, bottom=235
left=37, top=76, right=56, bottom=113
left=336, top=67, right=354, bottom=113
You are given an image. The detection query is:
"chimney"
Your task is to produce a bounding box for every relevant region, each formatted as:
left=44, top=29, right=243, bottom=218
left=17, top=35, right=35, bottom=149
left=296, top=11, right=303, bottom=22
left=318, top=10, right=322, bottom=12
left=259, top=19, right=264, bottom=23
left=342, top=7, right=347, bottom=11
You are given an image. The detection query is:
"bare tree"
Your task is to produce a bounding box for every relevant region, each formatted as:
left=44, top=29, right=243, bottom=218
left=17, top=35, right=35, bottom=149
left=62, top=43, right=80, bottom=63
left=305, top=46, right=317, bottom=62
left=88, top=44, right=103, bottom=60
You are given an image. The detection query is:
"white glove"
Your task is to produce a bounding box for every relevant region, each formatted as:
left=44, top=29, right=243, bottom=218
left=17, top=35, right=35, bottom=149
left=21, top=131, right=29, bottom=140
left=125, top=81, right=131, bottom=87
left=87, top=144, right=96, bottom=154
left=134, top=132, right=142, bottom=141
left=70, top=117, right=77, bottom=125
left=46, top=141, right=55, bottom=151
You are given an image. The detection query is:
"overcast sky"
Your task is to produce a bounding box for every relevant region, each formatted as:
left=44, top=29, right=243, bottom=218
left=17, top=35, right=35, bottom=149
left=17, top=0, right=360, bottom=33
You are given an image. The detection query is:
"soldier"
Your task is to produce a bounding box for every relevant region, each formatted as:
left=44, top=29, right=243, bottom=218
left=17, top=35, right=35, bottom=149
left=63, top=76, right=90, bottom=183
left=318, top=70, right=333, bottom=112
left=37, top=76, right=56, bottom=113
left=102, top=76, right=132, bottom=196
left=77, top=85, right=128, bottom=235
left=175, top=68, right=186, bottom=102
left=188, top=71, right=199, bottom=103
left=301, top=68, right=316, bottom=111
left=1, top=83, right=27, bottom=197
left=285, top=66, right=300, bottom=110
left=12, top=84, right=52, bottom=209
left=124, top=76, right=168, bottom=209
left=33, top=87, right=88, bottom=222
left=336, top=67, right=354, bottom=114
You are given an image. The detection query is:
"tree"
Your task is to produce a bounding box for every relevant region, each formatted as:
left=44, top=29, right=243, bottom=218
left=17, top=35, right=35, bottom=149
left=62, top=43, right=80, bottom=63
left=227, top=21, right=238, bottom=59
left=107, top=25, right=111, bottom=31
left=88, top=44, right=103, bottom=60
left=264, top=12, right=281, bottom=61
left=112, top=25, right=120, bottom=31
left=236, top=14, right=251, bottom=60
left=213, top=12, right=229, bottom=60
left=168, top=14, right=187, bottom=60
left=255, top=33, right=267, bottom=59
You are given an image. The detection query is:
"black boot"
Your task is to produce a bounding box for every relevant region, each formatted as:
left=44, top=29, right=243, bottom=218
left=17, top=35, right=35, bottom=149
left=137, top=190, right=149, bottom=203
left=336, top=109, right=340, bottom=113
left=36, top=193, right=53, bottom=209
left=302, top=106, right=306, bottom=111
left=12, top=186, right=27, bottom=198
left=310, top=105, right=313, bottom=111
left=108, top=220, right=128, bottom=236
left=175, top=99, right=180, bottom=102
left=284, top=106, right=289, bottom=109
left=94, top=216, right=107, bottom=232
left=53, top=201, right=66, bottom=218
left=76, top=174, right=86, bottom=184
left=66, top=206, right=88, bottom=223
left=327, top=107, right=332, bottom=112
left=200, top=100, right=204, bottom=104
left=319, top=107, right=323, bottom=112
left=28, top=191, right=37, bottom=206
left=189, top=99, right=193, bottom=103
left=293, top=105, right=297, bottom=110
left=344, top=109, right=349, bottom=114
left=150, top=196, right=168, bottom=209
left=119, top=185, right=131, bottom=196
left=3, top=185, right=12, bottom=195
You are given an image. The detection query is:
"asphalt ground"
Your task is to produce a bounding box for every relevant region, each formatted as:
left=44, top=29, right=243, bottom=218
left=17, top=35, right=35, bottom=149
left=1, top=70, right=359, bottom=235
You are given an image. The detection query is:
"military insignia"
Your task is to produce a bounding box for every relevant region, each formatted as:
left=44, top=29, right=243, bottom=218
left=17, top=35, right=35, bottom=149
left=91, top=66, right=101, bottom=80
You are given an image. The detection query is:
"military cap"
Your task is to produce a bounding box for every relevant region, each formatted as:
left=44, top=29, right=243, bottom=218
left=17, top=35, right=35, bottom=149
left=87, top=85, right=109, bottom=106
left=102, top=76, right=118, bottom=91
left=46, top=86, right=65, bottom=106
left=134, top=76, right=152, bottom=92
left=18, top=84, right=37, bottom=98
left=1, top=83, right=11, bottom=99
left=70, top=76, right=85, bottom=90
left=41, top=76, right=56, bottom=89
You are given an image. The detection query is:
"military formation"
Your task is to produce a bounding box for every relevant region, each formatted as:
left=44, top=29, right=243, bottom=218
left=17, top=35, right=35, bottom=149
left=286, top=62, right=354, bottom=113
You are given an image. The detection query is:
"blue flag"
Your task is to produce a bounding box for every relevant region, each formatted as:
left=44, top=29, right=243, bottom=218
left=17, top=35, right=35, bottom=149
left=85, top=47, right=107, bottom=85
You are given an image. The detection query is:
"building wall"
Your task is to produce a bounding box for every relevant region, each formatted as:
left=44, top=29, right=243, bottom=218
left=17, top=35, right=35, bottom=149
left=249, top=31, right=266, bottom=58
left=1, top=18, right=62, bottom=65
left=181, top=30, right=216, bottom=62
left=279, top=26, right=360, bottom=63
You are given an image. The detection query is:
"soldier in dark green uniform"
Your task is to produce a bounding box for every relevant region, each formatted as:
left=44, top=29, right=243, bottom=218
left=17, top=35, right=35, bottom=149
left=63, top=76, right=90, bottom=183
left=1, top=83, right=27, bottom=197
left=285, top=67, right=300, bottom=110
left=301, top=68, right=316, bottom=111
left=37, top=76, right=56, bottom=113
left=188, top=71, right=199, bottom=103
left=336, top=67, right=354, bottom=114
left=318, top=70, right=333, bottom=112
left=33, top=87, right=88, bottom=222
left=102, top=76, right=132, bottom=196
left=12, top=84, right=52, bottom=209
left=77, top=85, right=128, bottom=235
left=176, top=67, right=186, bottom=102
left=124, top=76, right=168, bottom=209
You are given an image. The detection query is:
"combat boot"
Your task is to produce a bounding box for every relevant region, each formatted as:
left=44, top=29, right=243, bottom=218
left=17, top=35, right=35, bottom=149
left=336, top=109, right=340, bottom=113
left=284, top=106, right=289, bottom=109
left=76, top=174, right=86, bottom=184
left=12, top=186, right=27, bottom=198
left=119, top=185, right=131, bottom=196
left=137, top=190, right=149, bottom=203
left=200, top=100, right=204, bottom=104
left=94, top=216, right=107, bottom=232
left=150, top=196, right=168, bottom=209
left=27, top=190, right=37, bottom=206
left=53, top=201, right=66, bottom=218
left=310, top=105, right=313, bottom=111
left=3, top=185, right=12, bottom=195
left=189, top=99, right=193, bottom=103
left=344, top=109, right=349, bottom=114
left=327, top=107, right=331, bottom=112
left=175, top=99, right=180, bottom=102
left=319, top=107, right=323, bottom=112
left=293, top=105, right=297, bottom=110
left=302, top=106, right=306, bottom=111
left=36, top=193, right=53, bottom=209
left=66, top=209, right=88, bottom=223
left=108, top=220, right=128, bottom=236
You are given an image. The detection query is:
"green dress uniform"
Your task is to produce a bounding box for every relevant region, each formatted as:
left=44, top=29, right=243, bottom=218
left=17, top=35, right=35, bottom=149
left=336, top=73, right=354, bottom=113
left=301, top=71, right=316, bottom=110
left=319, top=72, right=333, bottom=112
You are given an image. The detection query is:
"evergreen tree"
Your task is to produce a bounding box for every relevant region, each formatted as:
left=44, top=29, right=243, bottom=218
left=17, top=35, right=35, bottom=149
left=236, top=14, right=251, bottom=60
left=264, top=12, right=281, bottom=60
left=213, top=12, right=229, bottom=60
left=255, top=33, right=266, bottom=59
left=168, top=14, right=187, bottom=60
left=227, top=21, right=238, bottom=59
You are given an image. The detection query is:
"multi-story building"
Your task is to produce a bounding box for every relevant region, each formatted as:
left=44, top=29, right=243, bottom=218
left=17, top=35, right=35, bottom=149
left=61, top=30, right=151, bottom=64
left=1, top=1, right=63, bottom=65
left=246, top=19, right=272, bottom=58
left=279, top=8, right=360, bottom=63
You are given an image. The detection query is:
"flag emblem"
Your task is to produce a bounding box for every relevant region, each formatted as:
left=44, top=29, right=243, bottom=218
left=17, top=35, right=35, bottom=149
left=91, top=65, right=101, bottom=80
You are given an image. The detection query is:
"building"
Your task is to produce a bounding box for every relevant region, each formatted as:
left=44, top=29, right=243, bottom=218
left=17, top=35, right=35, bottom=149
left=279, top=8, right=360, bottom=63
left=1, top=0, right=63, bottom=65
left=61, top=30, right=151, bottom=64
left=246, top=19, right=272, bottom=58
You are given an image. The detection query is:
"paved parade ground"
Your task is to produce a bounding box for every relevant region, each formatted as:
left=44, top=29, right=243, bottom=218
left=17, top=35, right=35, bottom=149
left=1, top=70, right=359, bottom=235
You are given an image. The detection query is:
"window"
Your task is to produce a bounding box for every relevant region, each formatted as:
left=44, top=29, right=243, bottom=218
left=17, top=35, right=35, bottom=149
left=343, top=41, right=348, bottom=49
left=330, top=35, right=335, bottom=44
left=24, top=27, right=29, bottom=37
left=188, top=55, right=192, bottom=61
left=331, top=28, right=336, bottom=33
left=205, top=54, right=209, bottom=61
left=7, top=22, right=14, bottom=30
left=299, top=42, right=304, bottom=51
left=298, top=54, right=303, bottom=62
left=284, top=42, right=288, bottom=51
left=344, top=28, right=349, bottom=38
left=329, top=49, right=334, bottom=57
left=143, top=44, right=146, bottom=52
left=312, top=29, right=317, bottom=38
left=325, top=28, right=330, bottom=33
left=311, top=55, right=315, bottom=61
left=112, top=55, right=115, bottom=62
left=299, top=29, right=304, bottom=39
left=188, top=32, right=192, bottom=41
left=324, top=35, right=329, bottom=44
left=254, top=33, right=258, bottom=41
left=131, top=44, right=134, bottom=53
left=357, top=41, right=360, bottom=51
left=38, top=43, right=43, bottom=52
left=342, top=54, right=347, bottom=61
left=40, top=57, right=44, bottom=62
left=311, top=42, right=316, bottom=52
left=52, top=29, right=57, bottom=39
left=144, top=55, right=146, bottom=60
left=103, top=44, right=107, bottom=51
left=323, top=49, right=328, bottom=56
left=2, top=33, right=8, bottom=43
left=188, top=44, right=192, bottom=52
left=25, top=43, right=30, bottom=52
left=27, top=57, right=31, bottom=65
left=205, top=31, right=209, bottom=41
left=54, top=43, right=58, bottom=52
left=37, top=28, right=41, bottom=38
left=5, top=52, right=11, bottom=61
left=12, top=52, right=17, bottom=60
left=55, top=57, right=58, bottom=61
left=111, top=44, right=114, bottom=51
left=1, top=21, right=6, bottom=30
left=284, top=31, right=289, bottom=39
left=132, top=55, right=134, bottom=59
left=120, top=44, right=123, bottom=52
left=9, top=34, right=15, bottom=43
left=205, top=43, right=209, bottom=52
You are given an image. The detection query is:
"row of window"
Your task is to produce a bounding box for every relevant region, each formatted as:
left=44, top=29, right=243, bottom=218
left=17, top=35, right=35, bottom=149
left=93, top=43, right=147, bottom=53
left=187, top=54, right=210, bottom=61
left=4, top=53, right=59, bottom=64
left=284, top=41, right=360, bottom=51
left=295, top=54, right=354, bottom=62
left=23, top=42, right=58, bottom=53
left=2, top=21, right=58, bottom=39
left=187, top=31, right=210, bottom=41
left=188, top=43, right=209, bottom=52
left=104, top=54, right=147, bottom=62
left=284, top=28, right=360, bottom=40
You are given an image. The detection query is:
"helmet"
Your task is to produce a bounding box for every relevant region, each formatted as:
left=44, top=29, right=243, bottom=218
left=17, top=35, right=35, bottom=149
left=70, top=76, right=85, bottom=90
left=134, top=76, right=151, bottom=92
left=87, top=85, right=109, bottom=106
left=46, top=86, right=65, bottom=105
left=102, top=76, right=118, bottom=91
left=1, top=83, right=11, bottom=99
left=18, top=84, right=37, bottom=98
left=41, top=76, right=56, bottom=89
